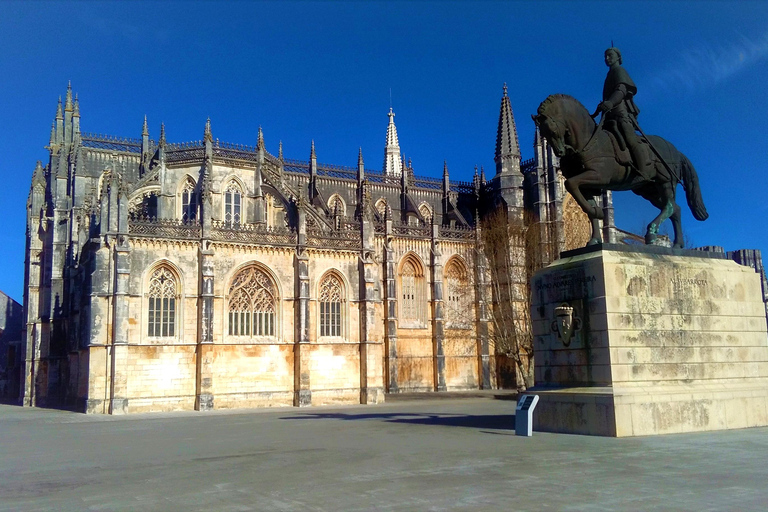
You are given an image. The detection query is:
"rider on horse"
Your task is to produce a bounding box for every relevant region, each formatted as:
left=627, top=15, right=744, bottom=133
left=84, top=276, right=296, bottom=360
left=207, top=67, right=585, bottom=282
left=596, top=47, right=655, bottom=181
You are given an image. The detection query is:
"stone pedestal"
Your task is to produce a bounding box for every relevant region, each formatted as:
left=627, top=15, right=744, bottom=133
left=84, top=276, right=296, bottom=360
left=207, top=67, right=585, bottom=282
left=530, top=244, right=768, bottom=437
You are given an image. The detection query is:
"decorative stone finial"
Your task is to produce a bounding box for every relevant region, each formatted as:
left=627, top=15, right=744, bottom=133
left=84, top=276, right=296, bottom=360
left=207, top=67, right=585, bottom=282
left=49, top=123, right=56, bottom=145
left=278, top=140, right=283, bottom=160
left=503, top=82, right=508, bottom=97
left=204, top=118, right=212, bottom=142
left=73, top=94, right=80, bottom=117
left=65, top=82, right=73, bottom=111
left=142, top=115, right=148, bottom=137
left=257, top=126, right=264, bottom=150
left=310, top=139, right=316, bottom=160
left=159, top=123, right=166, bottom=145
left=358, top=147, right=364, bottom=166
left=56, top=97, right=63, bottom=119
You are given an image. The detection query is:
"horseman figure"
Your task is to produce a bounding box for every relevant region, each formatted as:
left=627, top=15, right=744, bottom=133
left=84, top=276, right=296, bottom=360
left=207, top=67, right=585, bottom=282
left=597, top=47, right=654, bottom=181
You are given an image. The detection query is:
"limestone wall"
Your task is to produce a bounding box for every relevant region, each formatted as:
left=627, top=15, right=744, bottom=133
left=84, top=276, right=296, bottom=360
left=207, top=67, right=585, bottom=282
left=211, top=344, right=294, bottom=409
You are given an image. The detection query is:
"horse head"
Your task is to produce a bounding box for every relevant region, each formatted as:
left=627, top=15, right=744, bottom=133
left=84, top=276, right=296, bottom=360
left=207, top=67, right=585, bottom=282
left=534, top=95, right=594, bottom=158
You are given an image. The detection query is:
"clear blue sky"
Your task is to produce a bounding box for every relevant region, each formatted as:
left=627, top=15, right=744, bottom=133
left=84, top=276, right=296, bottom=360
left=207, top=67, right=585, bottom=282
left=2, top=1, right=767, bottom=303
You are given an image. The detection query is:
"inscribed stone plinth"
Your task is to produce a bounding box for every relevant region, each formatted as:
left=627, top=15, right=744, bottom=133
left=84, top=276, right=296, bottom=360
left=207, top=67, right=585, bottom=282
left=529, top=245, right=768, bottom=437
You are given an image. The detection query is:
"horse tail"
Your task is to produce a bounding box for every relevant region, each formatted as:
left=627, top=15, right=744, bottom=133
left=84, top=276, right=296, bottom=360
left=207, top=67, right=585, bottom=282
left=681, top=154, right=709, bottom=221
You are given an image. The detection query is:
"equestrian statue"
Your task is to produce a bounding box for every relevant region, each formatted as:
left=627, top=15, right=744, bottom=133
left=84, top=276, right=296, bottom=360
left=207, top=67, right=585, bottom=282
left=532, top=47, right=708, bottom=248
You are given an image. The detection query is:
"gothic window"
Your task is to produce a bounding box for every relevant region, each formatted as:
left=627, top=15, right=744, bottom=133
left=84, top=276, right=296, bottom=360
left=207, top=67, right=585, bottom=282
left=148, top=267, right=177, bottom=337
left=130, top=192, right=158, bottom=219
left=224, top=181, right=242, bottom=227
left=399, top=255, right=426, bottom=325
left=375, top=198, right=387, bottom=218
left=328, top=194, right=346, bottom=218
left=418, top=203, right=433, bottom=224
left=445, top=258, right=470, bottom=329
left=180, top=177, right=198, bottom=222
left=319, top=273, right=344, bottom=338
left=228, top=266, right=277, bottom=337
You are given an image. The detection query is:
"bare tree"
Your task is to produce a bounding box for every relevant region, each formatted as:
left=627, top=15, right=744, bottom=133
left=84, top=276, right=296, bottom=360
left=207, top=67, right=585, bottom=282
left=480, top=207, right=556, bottom=391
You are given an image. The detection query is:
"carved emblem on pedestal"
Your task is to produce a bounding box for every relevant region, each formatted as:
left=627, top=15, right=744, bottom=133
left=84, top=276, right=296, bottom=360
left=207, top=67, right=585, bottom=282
left=551, top=303, right=582, bottom=347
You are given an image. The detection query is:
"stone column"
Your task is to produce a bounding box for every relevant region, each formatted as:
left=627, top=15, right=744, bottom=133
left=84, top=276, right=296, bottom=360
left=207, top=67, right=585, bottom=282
left=294, top=203, right=311, bottom=406
left=383, top=214, right=398, bottom=392
left=359, top=203, right=384, bottom=404
left=196, top=245, right=215, bottom=410
left=109, top=243, right=131, bottom=414
left=430, top=221, right=446, bottom=391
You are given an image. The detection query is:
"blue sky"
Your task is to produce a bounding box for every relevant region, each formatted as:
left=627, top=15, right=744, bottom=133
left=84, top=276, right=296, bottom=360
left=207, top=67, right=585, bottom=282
left=2, top=0, right=767, bottom=302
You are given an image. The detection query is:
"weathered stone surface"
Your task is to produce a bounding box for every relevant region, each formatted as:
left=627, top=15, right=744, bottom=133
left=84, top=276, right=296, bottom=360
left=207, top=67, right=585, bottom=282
left=530, top=247, right=768, bottom=436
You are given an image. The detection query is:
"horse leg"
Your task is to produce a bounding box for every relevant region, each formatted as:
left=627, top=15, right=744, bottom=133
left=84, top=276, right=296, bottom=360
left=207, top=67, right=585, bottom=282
left=670, top=202, right=684, bottom=248
left=587, top=197, right=603, bottom=245
left=564, top=172, right=605, bottom=220
left=645, top=182, right=675, bottom=245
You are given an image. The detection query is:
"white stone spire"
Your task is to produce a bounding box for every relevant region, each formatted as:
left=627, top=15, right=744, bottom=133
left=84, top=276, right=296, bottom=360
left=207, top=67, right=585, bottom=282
left=383, top=108, right=402, bottom=177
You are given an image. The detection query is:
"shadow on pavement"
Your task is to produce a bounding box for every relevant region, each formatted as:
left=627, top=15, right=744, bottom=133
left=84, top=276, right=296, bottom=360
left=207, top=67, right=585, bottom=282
left=281, top=412, right=515, bottom=430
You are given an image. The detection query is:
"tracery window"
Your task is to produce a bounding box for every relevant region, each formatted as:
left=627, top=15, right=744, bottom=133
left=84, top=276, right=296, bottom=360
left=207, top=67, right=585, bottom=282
left=148, top=267, right=177, bottom=337
left=399, top=255, right=426, bottom=325
left=328, top=195, right=346, bottom=218
left=319, top=273, right=344, bottom=337
left=445, top=259, right=470, bottom=329
left=224, top=181, right=242, bottom=227
left=180, top=178, right=198, bottom=222
left=228, top=266, right=277, bottom=337
left=418, top=203, right=433, bottom=224
left=375, top=198, right=387, bottom=218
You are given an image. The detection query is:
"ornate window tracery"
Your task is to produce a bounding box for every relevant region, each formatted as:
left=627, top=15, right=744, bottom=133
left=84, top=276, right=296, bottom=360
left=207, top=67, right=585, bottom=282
left=148, top=267, right=177, bottom=337
left=328, top=194, right=346, bottom=218
left=399, top=255, right=426, bottom=325
left=444, top=258, right=470, bottom=329
left=375, top=198, right=387, bottom=218
left=228, top=266, right=277, bottom=337
left=319, top=273, right=344, bottom=337
left=418, top=203, right=433, bottom=224
left=224, top=181, right=242, bottom=226
left=180, top=177, right=198, bottom=222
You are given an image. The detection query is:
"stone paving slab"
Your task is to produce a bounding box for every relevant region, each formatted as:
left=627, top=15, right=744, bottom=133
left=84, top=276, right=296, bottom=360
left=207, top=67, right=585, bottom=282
left=1, top=398, right=767, bottom=511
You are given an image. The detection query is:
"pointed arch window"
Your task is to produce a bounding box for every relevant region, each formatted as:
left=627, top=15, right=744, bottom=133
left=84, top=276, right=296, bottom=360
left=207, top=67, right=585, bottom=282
left=148, top=267, right=177, bottom=337
left=224, top=181, right=242, bottom=227
left=445, top=259, right=471, bottom=329
left=180, top=178, right=198, bottom=222
left=228, top=266, right=277, bottom=337
left=400, top=256, right=426, bottom=326
left=328, top=195, right=346, bottom=218
left=418, top=203, right=433, bottom=225
left=319, top=273, right=344, bottom=338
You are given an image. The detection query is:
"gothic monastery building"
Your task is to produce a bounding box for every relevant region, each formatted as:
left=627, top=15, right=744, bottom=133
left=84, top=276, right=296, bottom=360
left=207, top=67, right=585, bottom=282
left=21, top=84, right=619, bottom=413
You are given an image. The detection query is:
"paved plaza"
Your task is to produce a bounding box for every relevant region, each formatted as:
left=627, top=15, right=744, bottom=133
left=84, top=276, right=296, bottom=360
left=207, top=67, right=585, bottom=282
left=1, top=394, right=767, bottom=511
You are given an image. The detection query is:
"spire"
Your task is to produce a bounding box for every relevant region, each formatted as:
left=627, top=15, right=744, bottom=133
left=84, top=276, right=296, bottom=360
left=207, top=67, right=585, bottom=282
left=257, top=126, right=264, bottom=150
left=56, top=96, right=63, bottom=119
left=480, top=165, right=486, bottom=183
left=357, top=147, right=365, bottom=182
left=278, top=140, right=283, bottom=161
left=65, top=81, right=73, bottom=111
left=73, top=94, right=80, bottom=117
left=310, top=139, right=316, bottom=160
left=159, top=123, right=166, bottom=146
left=204, top=117, right=212, bottom=143
left=443, top=161, right=450, bottom=194
left=142, top=115, right=149, bottom=137
left=49, top=123, right=56, bottom=146
left=383, top=107, right=402, bottom=177
left=494, top=82, right=521, bottom=176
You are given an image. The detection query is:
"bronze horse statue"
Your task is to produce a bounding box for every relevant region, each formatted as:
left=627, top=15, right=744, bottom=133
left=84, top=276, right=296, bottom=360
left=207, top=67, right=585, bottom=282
left=532, top=94, right=708, bottom=248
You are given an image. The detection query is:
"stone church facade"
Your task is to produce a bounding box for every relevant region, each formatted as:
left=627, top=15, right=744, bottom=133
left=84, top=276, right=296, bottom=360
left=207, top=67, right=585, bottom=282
left=21, top=84, right=612, bottom=414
